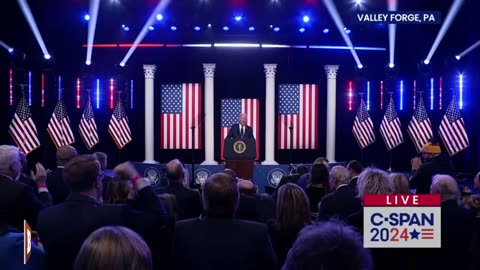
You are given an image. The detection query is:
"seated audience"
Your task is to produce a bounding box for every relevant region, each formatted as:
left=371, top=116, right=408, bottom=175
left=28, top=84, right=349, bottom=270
left=409, top=139, right=456, bottom=194
left=47, top=145, right=77, bottom=204
left=318, top=166, right=362, bottom=221
left=346, top=160, right=363, bottom=192
left=223, top=168, right=258, bottom=221
left=297, top=157, right=329, bottom=189
left=0, top=222, right=47, bottom=270
left=268, top=183, right=310, bottom=265
left=238, top=180, right=275, bottom=223
left=92, top=152, right=112, bottom=201
left=106, top=177, right=135, bottom=204
left=0, top=145, right=51, bottom=230
left=37, top=156, right=168, bottom=270
left=304, top=163, right=329, bottom=217
left=156, top=159, right=202, bottom=220
left=390, top=173, right=410, bottom=194
left=73, top=226, right=152, bottom=270
left=174, top=172, right=277, bottom=270
left=182, top=169, right=190, bottom=188
left=282, top=221, right=372, bottom=270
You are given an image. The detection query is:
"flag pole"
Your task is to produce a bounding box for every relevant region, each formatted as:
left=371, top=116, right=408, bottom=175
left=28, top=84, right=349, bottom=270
left=358, top=92, right=365, bottom=164
left=388, top=92, right=394, bottom=172
left=116, top=90, right=122, bottom=163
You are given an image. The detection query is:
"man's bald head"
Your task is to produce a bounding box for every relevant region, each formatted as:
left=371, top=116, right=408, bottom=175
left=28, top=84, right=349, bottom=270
left=165, top=159, right=184, bottom=184
left=238, top=180, right=257, bottom=195
left=430, top=174, right=459, bottom=202
left=56, top=146, right=78, bottom=166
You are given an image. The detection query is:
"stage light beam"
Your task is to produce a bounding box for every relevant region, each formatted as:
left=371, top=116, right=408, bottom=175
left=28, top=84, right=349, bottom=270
left=16, top=0, right=51, bottom=59
left=388, top=0, right=398, bottom=72
left=303, top=15, right=310, bottom=23
left=456, top=40, right=480, bottom=60
left=86, top=0, right=100, bottom=68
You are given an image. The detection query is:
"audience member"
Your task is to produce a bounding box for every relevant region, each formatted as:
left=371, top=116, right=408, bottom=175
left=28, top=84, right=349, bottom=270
left=347, top=160, right=363, bottom=192
left=318, top=166, right=362, bottom=221
left=174, top=172, right=277, bottom=270
left=304, top=163, right=329, bottom=216
left=37, top=156, right=168, bottom=270
left=17, top=151, right=36, bottom=189
left=0, top=145, right=51, bottom=230
left=47, top=145, right=77, bottom=204
left=409, top=140, right=456, bottom=194
left=0, top=222, right=47, bottom=270
left=156, top=159, right=202, bottom=220
left=282, top=221, right=372, bottom=270
left=182, top=169, right=190, bottom=188
left=223, top=169, right=258, bottom=221
left=73, top=226, right=152, bottom=270
left=93, top=152, right=111, bottom=201
left=106, top=177, right=134, bottom=204
left=297, top=157, right=329, bottom=189
left=268, top=183, right=310, bottom=265
left=391, top=173, right=410, bottom=194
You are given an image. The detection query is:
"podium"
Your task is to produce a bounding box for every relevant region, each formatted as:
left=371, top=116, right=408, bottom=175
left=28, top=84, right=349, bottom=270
left=224, top=138, right=256, bottom=180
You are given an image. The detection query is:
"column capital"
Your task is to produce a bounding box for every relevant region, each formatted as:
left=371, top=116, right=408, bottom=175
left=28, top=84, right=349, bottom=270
left=203, top=63, right=216, bottom=78
left=324, top=65, right=340, bottom=79
left=143, top=65, right=157, bottom=79
left=264, top=64, right=277, bottom=78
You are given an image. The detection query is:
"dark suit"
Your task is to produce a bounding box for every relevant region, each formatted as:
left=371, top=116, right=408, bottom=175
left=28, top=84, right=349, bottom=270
left=0, top=174, right=51, bottom=230
left=409, top=155, right=456, bottom=194
left=46, top=167, right=71, bottom=205
left=37, top=186, right=169, bottom=270
left=237, top=194, right=258, bottom=221
left=101, top=174, right=112, bottom=201
left=156, top=183, right=203, bottom=220
left=174, top=217, right=276, bottom=270
left=348, top=176, right=359, bottom=193
left=226, top=124, right=254, bottom=139
left=318, top=185, right=362, bottom=221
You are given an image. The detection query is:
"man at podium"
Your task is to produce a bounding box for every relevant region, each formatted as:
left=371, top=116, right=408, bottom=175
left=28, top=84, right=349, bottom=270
left=226, top=113, right=254, bottom=139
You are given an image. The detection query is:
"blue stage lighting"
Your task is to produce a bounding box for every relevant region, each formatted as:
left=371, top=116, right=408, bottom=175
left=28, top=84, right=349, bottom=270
left=96, top=79, right=100, bottom=109
left=44, top=54, right=51, bottom=60
left=424, top=59, right=430, bottom=65
left=156, top=14, right=163, bottom=21
left=235, top=16, right=242, bottom=22
left=8, top=48, right=14, bottom=53
left=148, top=26, right=154, bottom=31
left=248, top=26, right=255, bottom=31
left=299, top=27, right=305, bottom=33
left=400, top=80, right=404, bottom=110
left=223, top=26, right=229, bottom=31
left=430, top=78, right=434, bottom=110
left=345, top=28, right=351, bottom=34
left=85, top=60, right=91, bottom=65
left=367, top=81, right=371, bottom=110
left=273, top=27, right=280, bottom=32
left=357, top=64, right=363, bottom=69
left=303, top=16, right=310, bottom=23
left=122, top=25, right=130, bottom=31
left=356, top=0, right=362, bottom=4
left=171, top=26, right=177, bottom=31
left=389, top=63, right=394, bottom=68
left=84, top=14, right=90, bottom=21
left=459, top=74, right=463, bottom=109
left=323, top=28, right=329, bottom=34
left=208, top=24, right=212, bottom=28
left=455, top=55, right=460, bottom=60
left=194, top=26, right=201, bottom=31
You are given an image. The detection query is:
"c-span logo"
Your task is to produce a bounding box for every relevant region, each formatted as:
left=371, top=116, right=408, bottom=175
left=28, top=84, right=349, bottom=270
left=144, top=167, right=160, bottom=186
left=267, top=169, right=286, bottom=188
left=363, top=194, right=441, bottom=248
left=24, top=220, right=32, bottom=264
left=194, top=169, right=211, bottom=187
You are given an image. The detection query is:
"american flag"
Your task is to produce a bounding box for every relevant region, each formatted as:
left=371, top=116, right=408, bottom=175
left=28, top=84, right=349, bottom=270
left=47, top=99, right=75, bottom=149
left=438, top=97, right=469, bottom=156
left=160, top=83, right=202, bottom=149
left=108, top=99, right=132, bottom=149
left=352, top=99, right=375, bottom=149
left=9, top=97, right=40, bottom=155
left=380, top=97, right=403, bottom=150
left=221, top=99, right=259, bottom=160
left=408, top=97, right=432, bottom=153
left=420, top=228, right=434, bottom=240
left=277, top=84, right=318, bottom=149
left=78, top=97, right=99, bottom=150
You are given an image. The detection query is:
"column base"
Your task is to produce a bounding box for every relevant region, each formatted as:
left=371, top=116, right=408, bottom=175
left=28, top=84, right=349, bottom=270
left=261, top=160, right=279, bottom=165
left=201, top=160, right=218, bottom=165
left=143, top=160, right=158, bottom=164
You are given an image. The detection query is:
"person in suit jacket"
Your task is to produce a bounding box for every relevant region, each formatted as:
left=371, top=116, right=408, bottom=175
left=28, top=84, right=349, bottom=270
left=347, top=160, right=363, bottom=193
left=174, top=173, right=277, bottom=270
left=226, top=113, right=255, bottom=139
left=93, top=152, right=112, bottom=201
left=47, top=145, right=77, bottom=204
left=0, top=145, right=51, bottom=231
left=318, top=166, right=362, bottom=221
left=156, top=159, right=203, bottom=220
left=223, top=169, right=258, bottom=221
left=37, top=156, right=169, bottom=270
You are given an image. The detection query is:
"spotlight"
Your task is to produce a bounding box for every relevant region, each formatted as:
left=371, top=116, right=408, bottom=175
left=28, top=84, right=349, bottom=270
left=356, top=0, right=362, bottom=4
left=44, top=54, right=51, bottom=60
left=84, top=14, right=90, bottom=21
left=389, top=63, right=395, bottom=68
left=148, top=26, right=154, bottom=31
left=423, top=59, right=430, bottom=65
left=303, top=15, right=310, bottom=23
left=357, top=64, right=363, bottom=69
left=122, top=25, right=130, bottom=31
left=269, top=25, right=273, bottom=28
left=273, top=27, right=280, bottom=32
left=235, top=16, right=242, bottom=22
left=194, top=26, right=201, bottom=31
left=85, top=60, right=91, bottom=65
left=323, top=28, right=329, bottom=34
left=248, top=26, right=255, bottom=31
left=119, top=62, right=125, bottom=67
left=345, top=28, right=351, bottom=34
left=455, top=55, right=460, bottom=60
left=8, top=48, right=14, bottom=53
left=299, top=27, right=305, bottom=33
left=223, top=26, right=229, bottom=31
left=171, top=26, right=177, bottom=31
left=207, top=24, right=212, bottom=28
left=156, top=14, right=163, bottom=21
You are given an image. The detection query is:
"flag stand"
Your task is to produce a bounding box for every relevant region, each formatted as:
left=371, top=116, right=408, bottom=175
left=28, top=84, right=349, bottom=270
left=191, top=125, right=195, bottom=183
left=388, top=150, right=393, bottom=172
left=288, top=126, right=294, bottom=173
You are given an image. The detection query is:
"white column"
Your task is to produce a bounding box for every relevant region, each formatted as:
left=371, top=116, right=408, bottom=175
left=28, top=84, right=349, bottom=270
left=324, top=65, right=339, bottom=163
left=201, top=63, right=217, bottom=165
left=143, top=65, right=157, bottom=163
left=262, top=64, right=278, bottom=165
